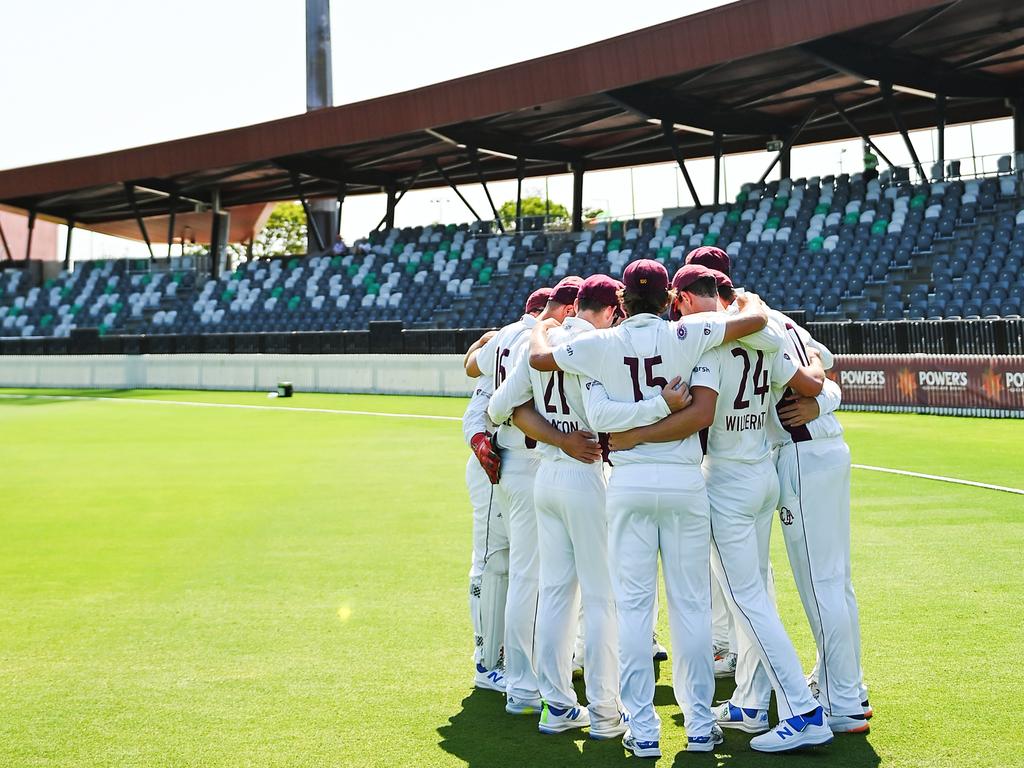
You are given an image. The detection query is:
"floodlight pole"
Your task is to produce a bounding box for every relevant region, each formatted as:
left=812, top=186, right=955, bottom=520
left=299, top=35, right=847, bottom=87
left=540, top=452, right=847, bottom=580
left=305, top=0, right=337, bottom=249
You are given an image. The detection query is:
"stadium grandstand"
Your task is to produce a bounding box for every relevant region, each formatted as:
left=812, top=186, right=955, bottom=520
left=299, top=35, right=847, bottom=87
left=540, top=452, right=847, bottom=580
left=1, top=0, right=1023, bottom=355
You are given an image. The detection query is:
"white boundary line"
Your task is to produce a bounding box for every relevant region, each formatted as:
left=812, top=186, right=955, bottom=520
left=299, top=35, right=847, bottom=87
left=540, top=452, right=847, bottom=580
left=851, top=464, right=1024, bottom=496
left=3, top=392, right=1022, bottom=495
left=0, top=392, right=463, bottom=422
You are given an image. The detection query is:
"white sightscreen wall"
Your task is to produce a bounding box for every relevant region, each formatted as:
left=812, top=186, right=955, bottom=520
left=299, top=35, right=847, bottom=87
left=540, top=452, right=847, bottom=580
left=0, top=355, right=474, bottom=397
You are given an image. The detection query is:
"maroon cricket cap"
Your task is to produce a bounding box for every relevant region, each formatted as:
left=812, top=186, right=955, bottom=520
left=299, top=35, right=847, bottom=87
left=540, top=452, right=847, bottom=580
left=577, top=273, right=621, bottom=308
left=525, top=287, right=553, bottom=314
left=671, top=263, right=716, bottom=293
left=685, top=245, right=731, bottom=276
left=709, top=269, right=733, bottom=290
left=550, top=275, right=584, bottom=305
left=622, top=259, right=669, bottom=299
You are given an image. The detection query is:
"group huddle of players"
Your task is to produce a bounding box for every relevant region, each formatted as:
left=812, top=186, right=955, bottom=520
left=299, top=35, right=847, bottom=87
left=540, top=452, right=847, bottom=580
left=460, top=245, right=868, bottom=757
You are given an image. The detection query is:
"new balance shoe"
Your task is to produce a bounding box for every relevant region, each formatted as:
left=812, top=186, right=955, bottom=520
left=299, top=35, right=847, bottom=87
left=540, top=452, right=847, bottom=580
left=862, top=699, right=873, bottom=719
left=749, top=707, right=833, bottom=753
left=505, top=695, right=542, bottom=715
left=652, top=634, right=668, bottom=662
left=622, top=730, right=661, bottom=759
left=687, top=724, right=724, bottom=752
left=474, top=664, right=506, bottom=693
left=714, top=652, right=738, bottom=678
left=713, top=701, right=769, bottom=734
left=829, top=713, right=870, bottom=734
left=589, top=711, right=630, bottom=740
left=538, top=702, right=590, bottom=734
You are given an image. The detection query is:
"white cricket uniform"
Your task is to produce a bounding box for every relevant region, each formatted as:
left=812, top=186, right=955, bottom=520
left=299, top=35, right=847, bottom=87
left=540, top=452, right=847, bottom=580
left=690, top=329, right=819, bottom=720
left=478, top=315, right=543, bottom=702
left=463, top=376, right=510, bottom=670
left=489, top=316, right=623, bottom=726
left=552, top=311, right=739, bottom=743
left=768, top=313, right=866, bottom=716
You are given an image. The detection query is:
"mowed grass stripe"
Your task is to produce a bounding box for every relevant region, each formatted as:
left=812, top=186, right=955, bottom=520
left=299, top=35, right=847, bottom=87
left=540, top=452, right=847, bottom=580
left=0, top=391, right=1021, bottom=767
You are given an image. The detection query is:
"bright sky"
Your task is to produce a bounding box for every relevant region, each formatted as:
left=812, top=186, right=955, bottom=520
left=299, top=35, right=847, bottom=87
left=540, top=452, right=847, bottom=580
left=0, top=1, right=1015, bottom=259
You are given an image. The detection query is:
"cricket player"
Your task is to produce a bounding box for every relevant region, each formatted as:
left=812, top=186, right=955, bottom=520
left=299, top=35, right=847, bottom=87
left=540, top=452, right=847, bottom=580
left=529, top=259, right=775, bottom=757
left=487, top=274, right=625, bottom=737
left=461, top=351, right=510, bottom=694
left=687, top=247, right=870, bottom=731
left=465, top=278, right=582, bottom=715
left=609, top=264, right=834, bottom=752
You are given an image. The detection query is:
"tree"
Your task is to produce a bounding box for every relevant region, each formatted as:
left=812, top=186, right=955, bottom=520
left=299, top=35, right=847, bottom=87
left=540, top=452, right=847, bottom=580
left=497, top=196, right=569, bottom=229
left=224, top=201, right=308, bottom=262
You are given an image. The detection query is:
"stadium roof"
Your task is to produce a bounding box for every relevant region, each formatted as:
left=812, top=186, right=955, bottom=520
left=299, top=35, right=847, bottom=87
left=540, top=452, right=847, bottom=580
left=1, top=0, right=1022, bottom=234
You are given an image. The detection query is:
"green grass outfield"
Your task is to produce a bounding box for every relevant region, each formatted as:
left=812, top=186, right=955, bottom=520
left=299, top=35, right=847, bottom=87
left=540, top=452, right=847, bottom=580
left=1, top=388, right=1022, bottom=768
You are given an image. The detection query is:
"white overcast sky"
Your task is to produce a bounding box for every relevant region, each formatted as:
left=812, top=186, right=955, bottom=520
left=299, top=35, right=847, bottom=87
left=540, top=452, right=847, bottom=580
left=0, top=0, right=1014, bottom=256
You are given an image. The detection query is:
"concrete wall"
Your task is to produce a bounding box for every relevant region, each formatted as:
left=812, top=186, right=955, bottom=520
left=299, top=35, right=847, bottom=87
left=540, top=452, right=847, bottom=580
left=0, top=354, right=474, bottom=397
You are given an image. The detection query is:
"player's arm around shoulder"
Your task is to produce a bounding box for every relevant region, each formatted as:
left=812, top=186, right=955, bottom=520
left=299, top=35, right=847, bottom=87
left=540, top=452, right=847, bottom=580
left=487, top=346, right=532, bottom=424
left=581, top=377, right=682, bottom=434
left=737, top=307, right=785, bottom=353
left=721, top=291, right=770, bottom=345
left=465, top=330, right=498, bottom=378
left=528, top=318, right=562, bottom=371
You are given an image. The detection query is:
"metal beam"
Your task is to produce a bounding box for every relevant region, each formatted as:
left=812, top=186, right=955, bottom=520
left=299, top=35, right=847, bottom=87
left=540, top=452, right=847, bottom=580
left=515, top=157, right=524, bottom=232
left=800, top=36, right=1015, bottom=98
left=176, top=161, right=268, bottom=194
left=529, top=108, right=624, bottom=142
left=289, top=170, right=326, bottom=252
left=661, top=121, right=700, bottom=208
left=937, top=93, right=946, bottom=175
left=336, top=183, right=346, bottom=239
left=888, top=1, right=963, bottom=44
left=123, top=184, right=155, bottom=260
left=167, top=195, right=177, bottom=258
left=606, top=84, right=791, bottom=136
left=713, top=132, right=722, bottom=205
left=829, top=97, right=898, bottom=169
left=274, top=156, right=395, bottom=188
left=725, top=69, right=835, bottom=110
left=432, top=159, right=482, bottom=221
left=587, top=128, right=664, bottom=159
left=430, top=124, right=578, bottom=164
left=953, top=34, right=1024, bottom=70
left=0, top=216, right=11, bottom=261
left=571, top=162, right=584, bottom=233
left=880, top=84, right=926, bottom=181
left=468, top=148, right=504, bottom=232
left=64, top=219, right=74, bottom=270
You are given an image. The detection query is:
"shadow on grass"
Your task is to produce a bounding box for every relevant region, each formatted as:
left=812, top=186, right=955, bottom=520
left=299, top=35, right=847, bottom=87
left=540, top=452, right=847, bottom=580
left=0, top=389, right=137, bottom=406
left=438, top=672, right=881, bottom=768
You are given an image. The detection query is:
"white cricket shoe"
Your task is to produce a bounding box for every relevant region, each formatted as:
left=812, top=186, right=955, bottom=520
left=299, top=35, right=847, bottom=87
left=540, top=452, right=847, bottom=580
left=622, top=730, right=661, bottom=759
left=474, top=664, right=506, bottom=693
left=862, top=698, right=873, bottom=719
left=714, top=652, right=738, bottom=678
left=538, top=702, right=590, bottom=734
left=713, top=701, right=770, bottom=734
left=828, top=714, right=870, bottom=734
left=750, top=707, right=833, bottom=753
left=652, top=634, right=668, bottom=662
left=589, top=711, right=630, bottom=741
left=687, top=723, right=724, bottom=752
left=505, top=695, right=542, bottom=715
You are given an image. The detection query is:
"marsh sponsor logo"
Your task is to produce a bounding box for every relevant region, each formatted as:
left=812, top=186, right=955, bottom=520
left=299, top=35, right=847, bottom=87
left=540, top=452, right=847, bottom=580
left=918, top=370, right=968, bottom=389
left=1005, top=371, right=1024, bottom=391
left=840, top=369, right=886, bottom=388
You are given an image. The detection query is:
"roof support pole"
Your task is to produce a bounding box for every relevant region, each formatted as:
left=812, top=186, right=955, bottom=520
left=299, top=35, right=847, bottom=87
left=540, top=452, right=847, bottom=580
left=661, top=120, right=701, bottom=208
left=433, top=159, right=482, bottom=222
left=780, top=145, right=791, bottom=180
left=713, top=131, right=723, bottom=206
left=1010, top=96, right=1024, bottom=154
left=166, top=195, right=178, bottom=259
left=468, top=148, right=504, bottom=232
left=384, top=186, right=397, bottom=231
left=758, top=106, right=817, bottom=185
left=880, top=84, right=925, bottom=182
left=289, top=170, right=326, bottom=252
left=936, top=94, right=946, bottom=178
left=64, top=220, right=74, bottom=270
left=24, top=209, right=36, bottom=260
left=571, top=162, right=585, bottom=233
left=515, top=157, right=525, bottom=232
left=123, top=183, right=155, bottom=260
left=336, top=184, right=346, bottom=239
left=0, top=216, right=12, bottom=261
left=829, top=97, right=897, bottom=169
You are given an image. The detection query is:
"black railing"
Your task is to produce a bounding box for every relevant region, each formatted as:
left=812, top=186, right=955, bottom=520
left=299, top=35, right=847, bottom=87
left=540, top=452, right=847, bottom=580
left=1, top=318, right=1022, bottom=357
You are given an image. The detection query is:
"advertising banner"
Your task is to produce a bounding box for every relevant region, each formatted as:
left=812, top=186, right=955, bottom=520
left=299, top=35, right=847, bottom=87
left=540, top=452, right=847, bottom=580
left=830, top=355, right=1024, bottom=417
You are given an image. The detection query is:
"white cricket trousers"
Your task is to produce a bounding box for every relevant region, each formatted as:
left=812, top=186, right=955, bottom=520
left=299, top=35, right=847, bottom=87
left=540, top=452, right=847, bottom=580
left=776, top=437, right=865, bottom=716
left=533, top=459, right=620, bottom=725
left=606, top=463, right=715, bottom=742
left=466, top=456, right=509, bottom=665
left=705, top=457, right=817, bottom=719
left=494, top=451, right=542, bottom=702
